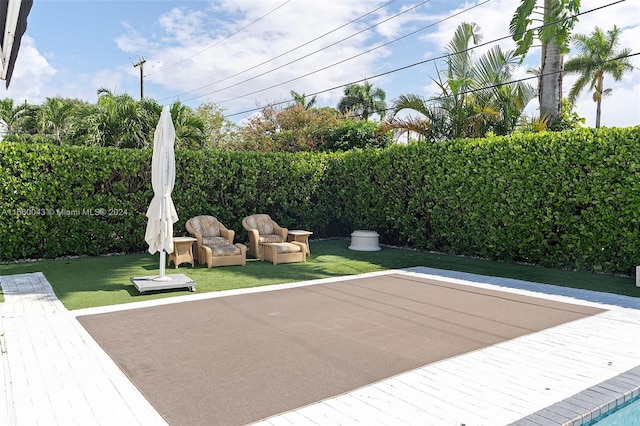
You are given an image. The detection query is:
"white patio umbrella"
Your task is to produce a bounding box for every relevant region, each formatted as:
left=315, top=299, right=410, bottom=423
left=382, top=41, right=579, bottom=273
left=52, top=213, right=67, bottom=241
left=144, top=106, right=178, bottom=281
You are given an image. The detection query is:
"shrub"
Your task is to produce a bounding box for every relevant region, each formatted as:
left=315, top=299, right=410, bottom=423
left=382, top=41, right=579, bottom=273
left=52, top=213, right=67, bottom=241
left=2, top=126, right=638, bottom=275
left=320, top=119, right=393, bottom=151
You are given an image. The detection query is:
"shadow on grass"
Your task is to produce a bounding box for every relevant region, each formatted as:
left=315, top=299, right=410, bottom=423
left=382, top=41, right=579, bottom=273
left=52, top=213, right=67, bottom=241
left=0, top=239, right=637, bottom=310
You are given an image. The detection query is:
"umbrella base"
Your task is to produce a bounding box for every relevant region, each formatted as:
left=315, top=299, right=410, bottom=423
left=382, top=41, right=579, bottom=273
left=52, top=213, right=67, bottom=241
left=131, top=274, right=195, bottom=294
left=153, top=276, right=172, bottom=282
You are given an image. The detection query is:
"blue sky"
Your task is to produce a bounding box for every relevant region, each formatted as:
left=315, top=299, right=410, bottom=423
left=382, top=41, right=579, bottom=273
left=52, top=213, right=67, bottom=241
left=5, top=0, right=639, bottom=127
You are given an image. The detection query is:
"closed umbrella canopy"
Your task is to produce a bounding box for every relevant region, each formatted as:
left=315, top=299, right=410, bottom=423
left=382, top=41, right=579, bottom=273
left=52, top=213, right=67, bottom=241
left=145, top=106, right=178, bottom=279
left=0, top=0, right=33, bottom=88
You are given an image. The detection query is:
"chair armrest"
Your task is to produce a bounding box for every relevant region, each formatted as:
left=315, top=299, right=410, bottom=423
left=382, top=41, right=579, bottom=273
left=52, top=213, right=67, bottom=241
left=190, top=232, right=203, bottom=263
left=201, top=245, right=212, bottom=267
left=190, top=231, right=203, bottom=247
left=219, top=224, right=235, bottom=244
left=274, top=224, right=288, bottom=241
left=247, top=229, right=260, bottom=258
left=235, top=243, right=247, bottom=266
left=290, top=241, right=307, bottom=260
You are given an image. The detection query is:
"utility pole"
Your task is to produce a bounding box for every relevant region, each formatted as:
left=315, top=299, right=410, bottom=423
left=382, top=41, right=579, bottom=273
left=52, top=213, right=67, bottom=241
left=133, top=57, right=146, bottom=100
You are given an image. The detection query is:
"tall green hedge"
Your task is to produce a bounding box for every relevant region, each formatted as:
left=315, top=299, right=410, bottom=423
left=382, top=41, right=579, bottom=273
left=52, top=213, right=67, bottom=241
left=172, top=150, right=333, bottom=242
left=1, top=126, right=638, bottom=274
left=0, top=144, right=150, bottom=259
left=324, top=127, right=640, bottom=274
left=0, top=144, right=332, bottom=260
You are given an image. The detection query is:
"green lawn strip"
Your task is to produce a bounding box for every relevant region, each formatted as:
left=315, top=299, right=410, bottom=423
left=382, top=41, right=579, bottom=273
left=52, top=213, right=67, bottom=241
left=0, top=240, right=637, bottom=310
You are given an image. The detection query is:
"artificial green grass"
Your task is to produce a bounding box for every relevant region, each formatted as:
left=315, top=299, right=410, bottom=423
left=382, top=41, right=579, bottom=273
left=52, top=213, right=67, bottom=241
left=0, top=239, right=637, bottom=310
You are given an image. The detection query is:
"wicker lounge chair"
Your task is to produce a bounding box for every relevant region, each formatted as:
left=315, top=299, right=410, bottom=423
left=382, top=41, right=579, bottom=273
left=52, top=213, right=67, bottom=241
left=242, top=214, right=288, bottom=259
left=186, top=215, right=246, bottom=268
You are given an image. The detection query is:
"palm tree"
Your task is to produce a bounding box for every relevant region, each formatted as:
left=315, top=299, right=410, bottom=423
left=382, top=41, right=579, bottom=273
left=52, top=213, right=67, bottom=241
left=169, top=101, right=206, bottom=149
left=472, top=45, right=537, bottom=135
left=37, top=97, right=75, bottom=144
left=290, top=90, right=317, bottom=110
left=564, top=26, right=634, bottom=128
left=137, top=97, right=164, bottom=145
left=383, top=94, right=435, bottom=141
left=82, top=89, right=144, bottom=148
left=510, top=0, right=581, bottom=127
left=0, top=98, right=28, bottom=137
left=386, top=22, right=534, bottom=141
left=337, top=81, right=387, bottom=120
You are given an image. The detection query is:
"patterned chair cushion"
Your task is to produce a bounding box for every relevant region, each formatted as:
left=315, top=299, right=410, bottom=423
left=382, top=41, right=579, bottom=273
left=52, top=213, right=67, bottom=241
left=259, top=234, right=284, bottom=244
left=207, top=244, right=241, bottom=257
left=269, top=242, right=301, bottom=254
left=203, top=236, right=229, bottom=246
left=191, top=215, right=220, bottom=238
left=245, top=214, right=275, bottom=235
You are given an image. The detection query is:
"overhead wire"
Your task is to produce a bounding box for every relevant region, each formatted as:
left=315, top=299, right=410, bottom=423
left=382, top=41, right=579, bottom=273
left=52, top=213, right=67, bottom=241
left=162, top=0, right=400, bottom=99
left=208, top=0, right=491, bottom=111
left=181, top=0, right=492, bottom=104
left=145, top=0, right=293, bottom=78
left=223, top=0, right=628, bottom=118
left=166, top=0, right=432, bottom=102
left=343, top=51, right=639, bottom=120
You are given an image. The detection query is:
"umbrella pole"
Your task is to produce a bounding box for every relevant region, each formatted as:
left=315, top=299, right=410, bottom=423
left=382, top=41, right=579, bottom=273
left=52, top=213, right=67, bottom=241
left=159, top=250, right=168, bottom=280
left=159, top=249, right=167, bottom=279
left=160, top=211, right=166, bottom=279
left=155, top=205, right=171, bottom=282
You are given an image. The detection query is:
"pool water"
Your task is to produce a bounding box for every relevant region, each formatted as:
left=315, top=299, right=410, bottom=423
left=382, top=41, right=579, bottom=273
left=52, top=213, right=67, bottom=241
left=592, top=396, right=640, bottom=425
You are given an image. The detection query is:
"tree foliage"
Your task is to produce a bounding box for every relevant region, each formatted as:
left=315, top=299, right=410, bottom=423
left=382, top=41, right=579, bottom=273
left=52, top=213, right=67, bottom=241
left=235, top=102, right=391, bottom=152
left=321, top=120, right=392, bottom=152
left=337, top=81, right=387, bottom=120
left=0, top=90, right=207, bottom=149
left=290, top=90, right=318, bottom=110
left=386, top=22, right=535, bottom=142
left=0, top=98, right=28, bottom=137
left=564, top=25, right=634, bottom=128
left=510, top=0, right=581, bottom=57
left=195, top=102, right=237, bottom=150
left=509, top=0, right=581, bottom=126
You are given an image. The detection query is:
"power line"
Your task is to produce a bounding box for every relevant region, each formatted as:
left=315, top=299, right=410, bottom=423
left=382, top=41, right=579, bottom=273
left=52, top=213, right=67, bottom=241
left=286, top=49, right=638, bottom=121
left=210, top=0, right=491, bottom=108
left=224, top=0, right=627, bottom=118
left=145, top=0, right=292, bottom=78
left=171, top=0, right=433, bottom=103
left=160, top=0, right=399, bottom=100
left=348, top=51, right=639, bottom=120
left=182, top=0, right=492, bottom=104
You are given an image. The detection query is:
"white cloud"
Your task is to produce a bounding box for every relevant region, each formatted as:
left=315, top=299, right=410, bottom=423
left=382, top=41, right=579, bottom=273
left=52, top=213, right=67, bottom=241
left=115, top=23, right=157, bottom=54
left=420, top=0, right=520, bottom=56
left=142, top=0, right=395, bottom=112
left=373, top=2, right=438, bottom=39
left=575, top=0, right=640, bottom=34
left=4, top=36, right=56, bottom=102
left=158, top=7, right=208, bottom=42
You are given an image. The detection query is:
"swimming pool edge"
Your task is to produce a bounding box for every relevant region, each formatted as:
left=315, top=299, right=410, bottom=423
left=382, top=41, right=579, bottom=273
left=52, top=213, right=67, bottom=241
left=509, top=366, right=640, bottom=425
